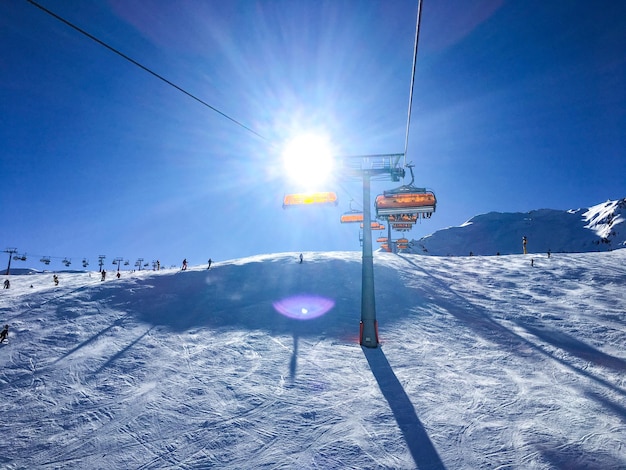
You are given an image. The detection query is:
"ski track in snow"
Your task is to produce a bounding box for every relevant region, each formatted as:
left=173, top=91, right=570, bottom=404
left=1, top=251, right=625, bottom=469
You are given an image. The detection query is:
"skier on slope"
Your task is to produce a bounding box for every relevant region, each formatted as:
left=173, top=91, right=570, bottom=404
left=207, top=258, right=212, bottom=270
left=3, top=279, right=9, bottom=289
left=0, top=324, right=9, bottom=343
left=182, top=259, right=188, bottom=271
left=299, top=253, right=303, bottom=264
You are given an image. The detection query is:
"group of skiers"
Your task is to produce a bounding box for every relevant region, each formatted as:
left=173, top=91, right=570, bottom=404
left=181, top=258, right=213, bottom=271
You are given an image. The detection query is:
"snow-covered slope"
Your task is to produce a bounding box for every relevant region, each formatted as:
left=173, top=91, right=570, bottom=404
left=412, top=198, right=626, bottom=256
left=1, top=251, right=625, bottom=469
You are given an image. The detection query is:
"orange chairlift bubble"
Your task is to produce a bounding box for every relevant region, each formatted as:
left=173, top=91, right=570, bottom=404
left=375, top=165, right=436, bottom=217
left=387, top=213, right=418, bottom=223
left=376, top=191, right=436, bottom=216
left=340, top=199, right=363, bottom=223
left=391, top=222, right=414, bottom=230
left=396, top=238, right=409, bottom=250
left=340, top=212, right=364, bottom=223
left=376, top=236, right=388, bottom=243
left=361, top=221, right=385, bottom=230
left=283, top=191, right=338, bottom=208
left=380, top=243, right=390, bottom=252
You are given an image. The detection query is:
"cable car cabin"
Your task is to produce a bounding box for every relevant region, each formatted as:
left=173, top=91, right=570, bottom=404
left=376, top=236, right=388, bottom=243
left=283, top=191, right=338, bottom=208
left=340, top=212, right=364, bottom=223
left=391, top=222, right=413, bottom=231
left=375, top=190, right=436, bottom=216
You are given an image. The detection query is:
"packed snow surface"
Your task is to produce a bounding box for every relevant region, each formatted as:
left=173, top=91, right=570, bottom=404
left=1, top=251, right=625, bottom=469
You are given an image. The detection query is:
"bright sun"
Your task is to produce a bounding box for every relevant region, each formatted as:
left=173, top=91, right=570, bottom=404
left=282, top=133, right=335, bottom=188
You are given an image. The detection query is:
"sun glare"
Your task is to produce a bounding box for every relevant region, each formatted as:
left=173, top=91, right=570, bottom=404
left=282, top=133, right=335, bottom=188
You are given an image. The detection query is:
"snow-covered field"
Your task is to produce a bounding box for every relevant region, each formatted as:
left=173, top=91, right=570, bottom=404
left=1, top=251, right=625, bottom=469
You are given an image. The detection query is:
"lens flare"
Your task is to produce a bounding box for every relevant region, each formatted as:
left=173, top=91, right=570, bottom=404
left=273, top=295, right=335, bottom=320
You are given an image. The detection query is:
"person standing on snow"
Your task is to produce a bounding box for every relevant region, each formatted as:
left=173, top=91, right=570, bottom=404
left=3, top=279, right=9, bottom=289
left=207, top=258, right=212, bottom=270
left=0, top=324, right=9, bottom=343
left=299, top=253, right=303, bottom=264
left=101, top=270, right=106, bottom=281
left=182, top=259, right=188, bottom=271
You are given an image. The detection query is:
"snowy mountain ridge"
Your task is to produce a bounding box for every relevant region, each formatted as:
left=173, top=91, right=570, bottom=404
left=412, top=197, right=626, bottom=256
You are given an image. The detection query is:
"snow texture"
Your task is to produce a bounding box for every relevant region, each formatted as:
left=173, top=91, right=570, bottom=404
left=1, top=249, right=625, bottom=469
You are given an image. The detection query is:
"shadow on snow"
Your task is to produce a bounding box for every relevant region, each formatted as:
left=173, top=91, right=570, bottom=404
left=363, top=346, right=446, bottom=470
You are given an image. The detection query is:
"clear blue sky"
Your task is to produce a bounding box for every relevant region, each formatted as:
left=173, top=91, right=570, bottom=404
left=1, top=0, right=625, bottom=270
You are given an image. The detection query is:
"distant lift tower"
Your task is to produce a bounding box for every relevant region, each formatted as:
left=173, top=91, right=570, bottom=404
left=341, top=154, right=405, bottom=348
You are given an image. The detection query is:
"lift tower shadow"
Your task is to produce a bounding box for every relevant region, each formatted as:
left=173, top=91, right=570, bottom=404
left=363, top=346, right=446, bottom=470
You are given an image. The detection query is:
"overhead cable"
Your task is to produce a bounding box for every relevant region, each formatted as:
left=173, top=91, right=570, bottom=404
left=402, top=0, right=423, bottom=166
left=26, top=0, right=267, bottom=141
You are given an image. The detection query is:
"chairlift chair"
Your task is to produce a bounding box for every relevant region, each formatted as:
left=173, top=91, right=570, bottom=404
left=375, top=164, right=436, bottom=218
left=391, top=222, right=413, bottom=231
left=340, top=212, right=364, bottom=223
left=283, top=191, right=338, bottom=208
left=340, top=199, right=363, bottom=223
